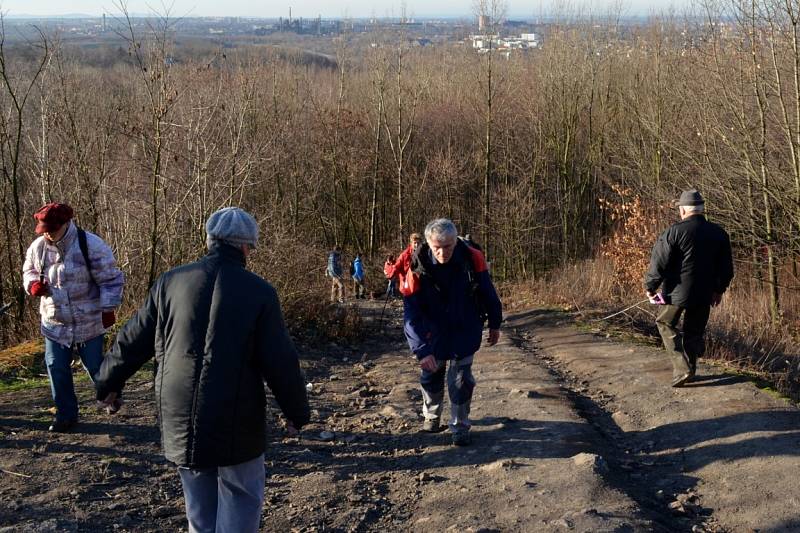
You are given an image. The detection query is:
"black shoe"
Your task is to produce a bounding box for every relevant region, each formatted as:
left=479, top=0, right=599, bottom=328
left=421, top=418, right=444, bottom=433
left=48, top=419, right=77, bottom=433
left=452, top=432, right=471, bottom=446
left=106, top=398, right=124, bottom=415
left=671, top=372, right=691, bottom=388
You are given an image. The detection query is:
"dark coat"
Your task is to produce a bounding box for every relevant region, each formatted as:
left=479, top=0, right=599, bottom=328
left=645, top=215, right=734, bottom=307
left=95, top=244, right=309, bottom=468
left=403, top=240, right=502, bottom=360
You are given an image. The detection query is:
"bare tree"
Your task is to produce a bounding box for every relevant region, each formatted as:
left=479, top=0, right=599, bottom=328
left=0, top=15, right=48, bottom=331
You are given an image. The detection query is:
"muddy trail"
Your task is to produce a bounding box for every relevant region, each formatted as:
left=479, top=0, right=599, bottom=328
left=1, top=301, right=799, bottom=532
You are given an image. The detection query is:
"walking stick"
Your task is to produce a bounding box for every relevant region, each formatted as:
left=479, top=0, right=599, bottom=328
left=597, top=298, right=652, bottom=321
left=378, top=284, right=393, bottom=330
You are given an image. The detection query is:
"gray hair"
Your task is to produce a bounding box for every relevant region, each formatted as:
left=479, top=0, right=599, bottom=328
left=681, top=204, right=705, bottom=215
left=424, top=218, right=458, bottom=243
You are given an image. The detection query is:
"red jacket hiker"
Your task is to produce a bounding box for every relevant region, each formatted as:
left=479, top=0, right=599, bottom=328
left=384, top=245, right=416, bottom=296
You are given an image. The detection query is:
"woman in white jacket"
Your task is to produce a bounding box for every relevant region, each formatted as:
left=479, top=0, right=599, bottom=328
left=22, top=203, right=125, bottom=432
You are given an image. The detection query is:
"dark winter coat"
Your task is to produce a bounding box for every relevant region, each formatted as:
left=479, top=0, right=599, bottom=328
left=95, top=243, right=309, bottom=468
left=645, top=215, right=734, bottom=307
left=403, top=240, right=502, bottom=360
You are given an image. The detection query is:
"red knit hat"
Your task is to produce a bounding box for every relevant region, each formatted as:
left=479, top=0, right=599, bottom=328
left=33, top=203, right=74, bottom=234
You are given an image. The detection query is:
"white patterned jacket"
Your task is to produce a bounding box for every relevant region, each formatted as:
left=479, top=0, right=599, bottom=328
left=23, top=221, right=125, bottom=346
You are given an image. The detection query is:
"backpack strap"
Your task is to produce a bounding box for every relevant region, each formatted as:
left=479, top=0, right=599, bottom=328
left=463, top=244, right=489, bottom=320
left=77, top=227, right=97, bottom=286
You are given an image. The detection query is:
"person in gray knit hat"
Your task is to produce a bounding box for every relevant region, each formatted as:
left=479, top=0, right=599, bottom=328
left=96, top=206, right=309, bottom=532
left=645, top=189, right=734, bottom=387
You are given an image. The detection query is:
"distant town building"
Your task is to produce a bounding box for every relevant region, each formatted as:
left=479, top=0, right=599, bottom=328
left=470, top=31, right=539, bottom=53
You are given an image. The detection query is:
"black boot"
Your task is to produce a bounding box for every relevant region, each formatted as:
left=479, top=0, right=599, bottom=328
left=670, top=352, right=691, bottom=388
left=48, top=418, right=77, bottom=433
left=686, top=353, right=697, bottom=381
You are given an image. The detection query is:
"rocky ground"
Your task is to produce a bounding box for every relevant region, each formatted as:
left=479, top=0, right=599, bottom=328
left=0, top=300, right=798, bottom=532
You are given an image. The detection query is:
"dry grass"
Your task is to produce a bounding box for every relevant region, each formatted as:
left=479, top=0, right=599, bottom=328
left=500, top=258, right=622, bottom=314
left=0, top=339, right=44, bottom=377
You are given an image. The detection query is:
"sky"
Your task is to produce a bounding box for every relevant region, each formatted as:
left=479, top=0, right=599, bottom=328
left=2, top=0, right=694, bottom=19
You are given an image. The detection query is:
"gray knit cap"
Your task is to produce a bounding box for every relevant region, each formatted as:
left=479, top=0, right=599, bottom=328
left=205, top=207, right=259, bottom=249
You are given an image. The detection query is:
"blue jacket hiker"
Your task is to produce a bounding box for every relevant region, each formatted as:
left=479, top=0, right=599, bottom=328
left=352, top=253, right=366, bottom=299
left=402, top=219, right=502, bottom=446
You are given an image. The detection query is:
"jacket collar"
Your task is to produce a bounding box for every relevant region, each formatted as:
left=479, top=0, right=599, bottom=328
left=207, top=242, right=247, bottom=266
left=414, top=239, right=468, bottom=273
left=51, top=221, right=77, bottom=255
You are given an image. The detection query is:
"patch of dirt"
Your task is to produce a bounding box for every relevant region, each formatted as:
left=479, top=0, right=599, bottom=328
left=4, top=303, right=787, bottom=531
left=508, top=308, right=800, bottom=533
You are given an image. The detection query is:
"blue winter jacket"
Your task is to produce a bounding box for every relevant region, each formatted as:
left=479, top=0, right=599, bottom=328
left=352, top=257, right=364, bottom=281
left=403, top=240, right=502, bottom=360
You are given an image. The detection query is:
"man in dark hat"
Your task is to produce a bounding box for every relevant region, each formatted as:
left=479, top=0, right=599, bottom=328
left=22, top=202, right=125, bottom=431
left=644, top=190, right=734, bottom=387
left=95, top=207, right=309, bottom=533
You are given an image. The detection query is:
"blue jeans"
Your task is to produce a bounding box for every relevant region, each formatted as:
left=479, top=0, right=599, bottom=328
left=178, top=453, right=266, bottom=533
left=387, top=279, right=398, bottom=297
left=44, top=334, right=105, bottom=422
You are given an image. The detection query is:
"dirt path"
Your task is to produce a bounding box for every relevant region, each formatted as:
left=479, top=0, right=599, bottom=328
left=0, top=303, right=795, bottom=532
left=509, top=309, right=800, bottom=533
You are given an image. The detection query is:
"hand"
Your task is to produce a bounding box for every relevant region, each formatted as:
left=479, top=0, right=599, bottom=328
left=487, top=328, right=500, bottom=346
left=419, top=355, right=438, bottom=372
left=96, top=391, right=118, bottom=410
left=285, top=421, right=299, bottom=437
left=711, top=292, right=723, bottom=307
left=30, top=280, right=50, bottom=297
left=647, top=292, right=664, bottom=305
left=102, top=311, right=116, bottom=328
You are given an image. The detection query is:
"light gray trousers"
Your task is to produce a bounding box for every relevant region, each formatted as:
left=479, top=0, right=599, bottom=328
left=420, top=355, right=475, bottom=434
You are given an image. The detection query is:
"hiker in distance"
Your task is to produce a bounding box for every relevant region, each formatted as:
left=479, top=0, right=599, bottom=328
left=645, top=189, right=734, bottom=387
left=95, top=207, right=310, bottom=533
left=22, top=202, right=125, bottom=432
left=352, top=252, right=366, bottom=299
left=404, top=218, right=502, bottom=446
left=384, top=232, right=423, bottom=297
left=327, top=246, right=345, bottom=303
left=385, top=254, right=399, bottom=298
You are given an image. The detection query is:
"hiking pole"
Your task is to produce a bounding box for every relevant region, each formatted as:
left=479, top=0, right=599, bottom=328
left=598, top=298, right=651, bottom=321
left=378, top=286, right=392, bottom=330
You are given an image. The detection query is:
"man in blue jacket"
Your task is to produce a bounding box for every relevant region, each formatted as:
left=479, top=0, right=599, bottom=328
left=352, top=252, right=366, bottom=299
left=404, top=218, right=502, bottom=446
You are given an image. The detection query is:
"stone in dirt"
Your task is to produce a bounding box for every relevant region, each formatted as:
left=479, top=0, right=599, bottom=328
left=571, top=452, right=609, bottom=473
left=479, top=459, right=518, bottom=473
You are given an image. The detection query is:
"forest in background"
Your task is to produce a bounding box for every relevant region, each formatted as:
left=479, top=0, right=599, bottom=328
left=0, top=2, right=798, bottom=389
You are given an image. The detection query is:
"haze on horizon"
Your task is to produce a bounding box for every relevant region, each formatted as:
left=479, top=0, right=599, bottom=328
left=2, top=0, right=694, bottom=19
